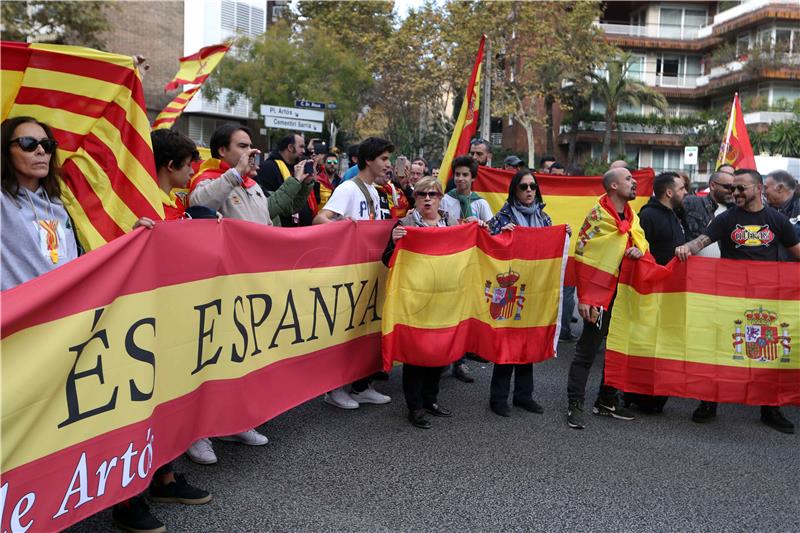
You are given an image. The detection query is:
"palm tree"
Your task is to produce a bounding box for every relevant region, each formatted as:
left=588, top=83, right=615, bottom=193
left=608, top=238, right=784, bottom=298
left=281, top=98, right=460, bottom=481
left=591, top=52, right=668, bottom=161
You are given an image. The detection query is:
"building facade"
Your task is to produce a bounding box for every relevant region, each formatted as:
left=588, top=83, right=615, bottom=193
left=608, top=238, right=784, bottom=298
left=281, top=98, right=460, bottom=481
left=501, top=0, right=799, bottom=176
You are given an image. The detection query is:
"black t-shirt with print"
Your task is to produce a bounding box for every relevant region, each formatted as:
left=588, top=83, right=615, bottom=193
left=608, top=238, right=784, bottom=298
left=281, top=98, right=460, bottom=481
left=703, top=205, right=799, bottom=261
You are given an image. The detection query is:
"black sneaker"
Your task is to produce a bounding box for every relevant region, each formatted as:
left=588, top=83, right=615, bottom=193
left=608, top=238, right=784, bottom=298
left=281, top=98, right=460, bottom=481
left=567, top=400, right=585, bottom=429
left=593, top=396, right=635, bottom=420
left=452, top=363, right=475, bottom=383
left=149, top=473, right=212, bottom=505
left=408, top=409, right=431, bottom=429
left=761, top=406, right=795, bottom=434
left=112, top=496, right=166, bottom=533
left=691, top=401, right=717, bottom=423
left=513, top=398, right=544, bottom=414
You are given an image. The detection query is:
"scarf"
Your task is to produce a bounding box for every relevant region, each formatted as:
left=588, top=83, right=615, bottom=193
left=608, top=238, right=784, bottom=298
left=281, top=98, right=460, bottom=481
left=189, top=158, right=258, bottom=192
left=509, top=199, right=548, bottom=228
left=573, top=193, right=649, bottom=308
left=446, top=189, right=481, bottom=219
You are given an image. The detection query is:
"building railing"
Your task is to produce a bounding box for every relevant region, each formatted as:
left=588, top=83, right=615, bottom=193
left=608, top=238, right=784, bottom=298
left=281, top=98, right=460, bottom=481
left=560, top=121, right=696, bottom=135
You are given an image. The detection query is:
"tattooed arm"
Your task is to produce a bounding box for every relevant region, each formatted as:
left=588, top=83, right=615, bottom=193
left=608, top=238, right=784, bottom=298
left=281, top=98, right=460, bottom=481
left=675, top=235, right=712, bottom=261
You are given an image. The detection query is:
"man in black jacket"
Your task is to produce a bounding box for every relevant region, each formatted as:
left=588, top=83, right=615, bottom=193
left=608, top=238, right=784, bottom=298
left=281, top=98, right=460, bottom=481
left=255, top=133, right=309, bottom=226
left=639, top=172, right=687, bottom=264
left=682, top=166, right=734, bottom=242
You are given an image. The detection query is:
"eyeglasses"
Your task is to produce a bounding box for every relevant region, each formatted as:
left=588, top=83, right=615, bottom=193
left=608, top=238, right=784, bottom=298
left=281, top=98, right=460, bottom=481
left=732, top=184, right=756, bottom=193
left=325, top=159, right=338, bottom=165
left=414, top=191, right=442, bottom=199
left=715, top=183, right=735, bottom=192
left=518, top=183, right=538, bottom=191
left=9, top=137, right=58, bottom=154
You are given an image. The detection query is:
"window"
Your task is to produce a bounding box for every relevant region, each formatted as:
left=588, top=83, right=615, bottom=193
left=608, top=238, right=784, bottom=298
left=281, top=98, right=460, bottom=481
left=657, top=54, right=701, bottom=88
left=736, top=33, right=751, bottom=57
left=659, top=7, right=707, bottom=39
left=659, top=8, right=682, bottom=39
left=652, top=148, right=684, bottom=172
left=221, top=0, right=266, bottom=38
left=626, top=54, right=645, bottom=81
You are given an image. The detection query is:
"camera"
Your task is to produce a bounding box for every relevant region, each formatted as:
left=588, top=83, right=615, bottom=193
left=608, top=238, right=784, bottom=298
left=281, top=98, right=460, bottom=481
left=303, top=159, right=315, bottom=176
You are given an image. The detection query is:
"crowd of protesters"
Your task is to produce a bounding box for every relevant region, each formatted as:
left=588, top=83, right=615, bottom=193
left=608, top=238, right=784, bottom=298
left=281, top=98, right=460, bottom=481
left=2, top=115, right=799, bottom=533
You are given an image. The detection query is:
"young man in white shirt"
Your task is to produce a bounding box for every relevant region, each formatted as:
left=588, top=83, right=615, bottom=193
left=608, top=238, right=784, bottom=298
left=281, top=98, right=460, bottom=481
left=313, top=137, right=394, bottom=409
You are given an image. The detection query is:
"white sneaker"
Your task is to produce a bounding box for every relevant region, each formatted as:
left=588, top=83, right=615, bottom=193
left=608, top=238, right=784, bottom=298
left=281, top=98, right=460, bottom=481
left=218, top=428, right=269, bottom=446
left=324, top=387, right=359, bottom=409
left=350, top=384, right=391, bottom=405
left=186, top=438, right=217, bottom=464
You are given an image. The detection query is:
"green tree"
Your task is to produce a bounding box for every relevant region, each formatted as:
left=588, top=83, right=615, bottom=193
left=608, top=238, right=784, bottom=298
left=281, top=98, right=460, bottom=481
left=591, top=51, right=668, bottom=161
left=204, top=20, right=373, bottom=144
left=1, top=1, right=111, bottom=49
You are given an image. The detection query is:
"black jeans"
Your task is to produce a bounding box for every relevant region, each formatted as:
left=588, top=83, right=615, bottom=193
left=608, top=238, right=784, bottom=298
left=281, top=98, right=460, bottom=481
left=402, top=364, right=445, bottom=411
left=490, top=363, right=533, bottom=405
left=567, top=299, right=618, bottom=403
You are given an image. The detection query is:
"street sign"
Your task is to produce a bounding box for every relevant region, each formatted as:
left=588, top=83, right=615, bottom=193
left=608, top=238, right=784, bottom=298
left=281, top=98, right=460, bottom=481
left=295, top=99, right=326, bottom=110
left=684, top=146, right=698, bottom=165
left=264, top=115, right=322, bottom=133
left=261, top=104, right=324, bottom=122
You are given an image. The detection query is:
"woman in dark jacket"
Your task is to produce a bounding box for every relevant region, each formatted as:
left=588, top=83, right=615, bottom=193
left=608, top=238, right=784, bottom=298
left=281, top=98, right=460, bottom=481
left=383, top=177, right=459, bottom=429
left=486, top=169, right=568, bottom=417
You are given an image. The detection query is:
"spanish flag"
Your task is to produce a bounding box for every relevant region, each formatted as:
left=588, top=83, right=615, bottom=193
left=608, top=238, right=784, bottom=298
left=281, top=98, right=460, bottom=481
left=382, top=223, right=569, bottom=369
left=164, top=43, right=230, bottom=92
left=438, top=35, right=485, bottom=187
left=716, top=92, right=756, bottom=170
left=605, top=257, right=800, bottom=406
left=152, top=85, right=201, bottom=130
left=1, top=41, right=164, bottom=250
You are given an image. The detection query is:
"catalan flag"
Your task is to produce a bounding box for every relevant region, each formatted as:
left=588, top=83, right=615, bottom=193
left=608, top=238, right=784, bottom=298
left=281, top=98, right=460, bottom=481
left=382, top=223, right=568, bottom=369
left=1, top=41, right=164, bottom=250
left=605, top=256, right=800, bottom=406
left=438, top=35, right=485, bottom=187
left=164, top=43, right=230, bottom=92
left=152, top=85, right=201, bottom=130
left=717, top=92, right=756, bottom=170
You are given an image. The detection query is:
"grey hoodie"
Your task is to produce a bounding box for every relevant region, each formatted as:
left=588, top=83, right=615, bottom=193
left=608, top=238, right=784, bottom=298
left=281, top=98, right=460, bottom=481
left=1, top=187, right=79, bottom=290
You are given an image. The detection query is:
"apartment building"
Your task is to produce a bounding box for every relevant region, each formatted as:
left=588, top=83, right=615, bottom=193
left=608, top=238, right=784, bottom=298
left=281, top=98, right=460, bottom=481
left=502, top=0, right=799, bottom=174
left=104, top=0, right=289, bottom=148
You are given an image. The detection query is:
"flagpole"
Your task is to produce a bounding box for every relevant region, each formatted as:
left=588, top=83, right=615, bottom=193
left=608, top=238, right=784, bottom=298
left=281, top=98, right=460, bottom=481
left=480, top=38, right=491, bottom=142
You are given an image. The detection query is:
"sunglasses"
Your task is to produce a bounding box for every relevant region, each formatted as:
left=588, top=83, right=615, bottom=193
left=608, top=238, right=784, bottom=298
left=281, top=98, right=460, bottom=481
left=325, top=159, right=338, bottom=165
left=732, top=184, right=755, bottom=193
left=518, top=182, right=538, bottom=191
left=414, top=191, right=442, bottom=199
left=9, top=136, right=58, bottom=154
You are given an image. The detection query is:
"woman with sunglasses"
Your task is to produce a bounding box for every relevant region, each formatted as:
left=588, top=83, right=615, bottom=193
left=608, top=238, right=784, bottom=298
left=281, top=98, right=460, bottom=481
left=382, top=176, right=460, bottom=429
left=1, top=116, right=79, bottom=290
left=486, top=169, right=567, bottom=417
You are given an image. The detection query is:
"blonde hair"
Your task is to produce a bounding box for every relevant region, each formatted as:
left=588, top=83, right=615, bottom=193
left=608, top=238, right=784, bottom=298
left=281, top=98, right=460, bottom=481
left=415, top=176, right=442, bottom=194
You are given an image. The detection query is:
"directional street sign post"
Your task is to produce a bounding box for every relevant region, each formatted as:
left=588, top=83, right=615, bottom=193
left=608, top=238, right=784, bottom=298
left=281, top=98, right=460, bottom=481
left=295, top=99, right=326, bottom=110
left=264, top=115, right=322, bottom=133
left=684, top=145, right=698, bottom=182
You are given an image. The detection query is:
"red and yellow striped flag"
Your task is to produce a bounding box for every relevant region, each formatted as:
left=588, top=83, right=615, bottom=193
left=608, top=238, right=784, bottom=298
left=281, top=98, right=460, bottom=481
left=438, top=35, right=485, bottom=187
left=164, top=43, right=230, bottom=92
left=1, top=41, right=164, bottom=250
left=152, top=85, right=201, bottom=130
left=606, top=256, right=800, bottom=406
left=382, top=223, right=568, bottom=369
left=717, top=92, right=756, bottom=170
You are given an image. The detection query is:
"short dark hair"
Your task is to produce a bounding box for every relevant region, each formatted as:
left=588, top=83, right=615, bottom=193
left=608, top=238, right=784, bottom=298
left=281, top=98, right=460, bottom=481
left=735, top=168, right=762, bottom=185
left=277, top=133, right=301, bottom=152
left=413, top=156, right=429, bottom=171
left=347, top=144, right=359, bottom=161
left=357, top=137, right=394, bottom=170
left=539, top=155, right=556, bottom=168
left=151, top=129, right=198, bottom=171
left=565, top=163, right=584, bottom=176
left=507, top=168, right=543, bottom=206
left=550, top=162, right=564, bottom=171
left=766, top=169, right=797, bottom=190
left=653, top=172, right=680, bottom=199
left=452, top=155, right=477, bottom=179
left=210, top=123, right=251, bottom=159
left=1, top=116, right=61, bottom=199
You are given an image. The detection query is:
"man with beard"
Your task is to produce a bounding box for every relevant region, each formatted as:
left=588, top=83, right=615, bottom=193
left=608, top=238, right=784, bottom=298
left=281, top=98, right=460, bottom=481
left=676, top=168, right=800, bottom=433
left=682, top=167, right=735, bottom=257
left=256, top=132, right=315, bottom=226
left=567, top=167, right=648, bottom=429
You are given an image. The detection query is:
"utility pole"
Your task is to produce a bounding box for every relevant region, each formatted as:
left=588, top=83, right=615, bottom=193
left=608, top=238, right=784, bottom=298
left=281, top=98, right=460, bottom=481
left=480, top=38, right=491, bottom=142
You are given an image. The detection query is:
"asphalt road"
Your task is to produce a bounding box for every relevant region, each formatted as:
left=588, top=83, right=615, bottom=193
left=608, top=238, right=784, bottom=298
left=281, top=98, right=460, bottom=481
left=69, top=340, right=799, bottom=533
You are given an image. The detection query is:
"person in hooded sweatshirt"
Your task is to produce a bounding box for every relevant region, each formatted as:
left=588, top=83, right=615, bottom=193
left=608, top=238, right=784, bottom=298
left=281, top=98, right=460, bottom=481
left=623, top=171, right=687, bottom=413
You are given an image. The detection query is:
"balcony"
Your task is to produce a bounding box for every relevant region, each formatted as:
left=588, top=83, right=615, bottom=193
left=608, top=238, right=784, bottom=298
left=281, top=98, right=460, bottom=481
left=655, top=75, right=700, bottom=89
left=560, top=121, right=696, bottom=136
left=598, top=22, right=701, bottom=40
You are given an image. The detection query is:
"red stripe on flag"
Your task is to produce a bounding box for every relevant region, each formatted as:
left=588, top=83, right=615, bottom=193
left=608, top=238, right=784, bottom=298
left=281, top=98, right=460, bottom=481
left=1, top=220, right=394, bottom=338
left=473, top=168, right=655, bottom=197
left=394, top=223, right=567, bottom=261
left=151, top=118, right=175, bottom=128
left=0, top=41, right=32, bottom=70
left=573, top=260, right=618, bottom=308
left=605, top=350, right=800, bottom=406
left=0, top=332, right=381, bottom=532
left=618, top=256, right=800, bottom=301
left=382, top=319, right=557, bottom=369
left=177, top=43, right=230, bottom=62
left=59, top=159, right=127, bottom=242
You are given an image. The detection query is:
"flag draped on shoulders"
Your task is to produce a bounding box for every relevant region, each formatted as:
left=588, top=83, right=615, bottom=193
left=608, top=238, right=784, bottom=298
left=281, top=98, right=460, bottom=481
left=606, top=256, right=800, bottom=406
left=573, top=194, right=649, bottom=308
left=164, top=43, right=230, bottom=92
left=382, top=223, right=569, bottom=369
left=189, top=158, right=257, bottom=191
left=1, top=41, right=164, bottom=250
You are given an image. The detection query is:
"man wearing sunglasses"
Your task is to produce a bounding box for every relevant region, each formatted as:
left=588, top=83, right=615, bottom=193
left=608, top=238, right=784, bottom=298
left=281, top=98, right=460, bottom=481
left=682, top=167, right=735, bottom=257
left=676, top=168, right=800, bottom=434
